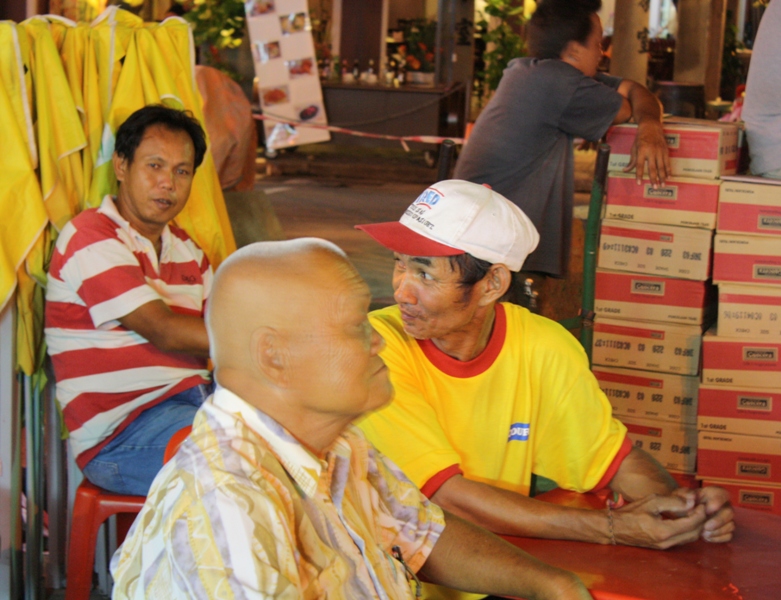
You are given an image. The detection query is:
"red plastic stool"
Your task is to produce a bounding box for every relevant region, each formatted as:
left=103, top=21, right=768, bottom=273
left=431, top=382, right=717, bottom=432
left=64, top=480, right=145, bottom=600
left=65, top=425, right=193, bottom=599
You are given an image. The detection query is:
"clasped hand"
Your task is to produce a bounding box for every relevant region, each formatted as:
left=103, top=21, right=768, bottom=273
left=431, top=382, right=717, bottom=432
left=613, top=486, right=735, bottom=549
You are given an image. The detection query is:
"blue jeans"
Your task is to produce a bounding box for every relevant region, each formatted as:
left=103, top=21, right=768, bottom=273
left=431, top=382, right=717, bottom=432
left=82, top=382, right=213, bottom=496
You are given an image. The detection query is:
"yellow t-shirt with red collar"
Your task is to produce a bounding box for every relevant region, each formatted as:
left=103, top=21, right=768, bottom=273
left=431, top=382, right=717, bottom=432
left=359, top=302, right=630, bottom=500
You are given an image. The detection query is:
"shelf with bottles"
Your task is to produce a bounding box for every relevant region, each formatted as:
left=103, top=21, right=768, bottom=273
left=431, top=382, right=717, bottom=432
left=317, top=54, right=440, bottom=90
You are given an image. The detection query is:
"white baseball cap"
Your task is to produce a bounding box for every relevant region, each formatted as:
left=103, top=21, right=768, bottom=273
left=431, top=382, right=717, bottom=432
left=356, top=180, right=540, bottom=272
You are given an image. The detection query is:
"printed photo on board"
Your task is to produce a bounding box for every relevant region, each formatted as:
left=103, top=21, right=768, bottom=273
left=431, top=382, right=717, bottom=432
left=260, top=85, right=289, bottom=106
left=280, top=12, right=307, bottom=34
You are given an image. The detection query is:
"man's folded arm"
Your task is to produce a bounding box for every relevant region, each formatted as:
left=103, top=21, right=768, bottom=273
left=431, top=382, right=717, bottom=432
left=119, top=299, right=210, bottom=356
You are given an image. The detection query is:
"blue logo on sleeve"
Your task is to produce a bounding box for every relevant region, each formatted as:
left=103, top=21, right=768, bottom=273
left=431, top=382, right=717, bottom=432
left=508, top=423, right=530, bottom=442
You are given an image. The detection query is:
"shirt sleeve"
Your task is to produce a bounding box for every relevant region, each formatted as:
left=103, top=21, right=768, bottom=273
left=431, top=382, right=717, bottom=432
left=366, top=440, right=446, bottom=574
left=527, top=318, right=628, bottom=493
left=59, top=233, right=162, bottom=328
left=358, top=313, right=463, bottom=490
left=558, top=74, right=624, bottom=142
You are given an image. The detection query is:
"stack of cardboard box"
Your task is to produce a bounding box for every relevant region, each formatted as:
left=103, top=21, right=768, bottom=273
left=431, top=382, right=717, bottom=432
left=698, top=175, right=781, bottom=515
left=591, top=120, right=740, bottom=477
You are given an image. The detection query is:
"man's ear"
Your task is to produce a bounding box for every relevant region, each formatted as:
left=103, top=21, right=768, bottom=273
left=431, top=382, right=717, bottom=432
left=113, top=152, right=127, bottom=184
left=479, top=264, right=512, bottom=306
left=560, top=40, right=583, bottom=69
left=250, top=327, right=288, bottom=386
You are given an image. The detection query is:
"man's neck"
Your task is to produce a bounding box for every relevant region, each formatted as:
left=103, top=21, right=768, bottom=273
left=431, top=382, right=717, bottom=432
left=113, top=195, right=165, bottom=255
left=219, top=374, right=350, bottom=458
left=430, top=304, right=497, bottom=362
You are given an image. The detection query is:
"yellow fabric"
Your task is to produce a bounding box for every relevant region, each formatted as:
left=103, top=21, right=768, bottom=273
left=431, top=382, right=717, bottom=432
left=360, top=303, right=627, bottom=495
left=0, top=22, right=36, bottom=167
left=17, top=17, right=87, bottom=374
left=112, top=387, right=444, bottom=599
left=0, top=23, right=47, bottom=317
left=23, top=16, right=86, bottom=231
left=152, top=18, right=236, bottom=265
left=16, top=231, right=52, bottom=375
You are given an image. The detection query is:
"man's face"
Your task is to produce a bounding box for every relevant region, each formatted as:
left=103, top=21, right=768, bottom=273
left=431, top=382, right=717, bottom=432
left=392, top=253, right=484, bottom=341
left=291, top=266, right=392, bottom=420
left=577, top=13, right=605, bottom=78
left=113, top=124, right=195, bottom=238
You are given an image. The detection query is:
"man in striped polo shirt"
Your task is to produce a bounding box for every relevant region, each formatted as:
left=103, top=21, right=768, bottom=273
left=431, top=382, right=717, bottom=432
left=45, top=106, right=213, bottom=495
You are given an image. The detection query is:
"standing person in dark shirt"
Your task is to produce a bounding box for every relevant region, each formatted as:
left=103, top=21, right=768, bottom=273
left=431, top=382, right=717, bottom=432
left=455, top=0, right=669, bottom=283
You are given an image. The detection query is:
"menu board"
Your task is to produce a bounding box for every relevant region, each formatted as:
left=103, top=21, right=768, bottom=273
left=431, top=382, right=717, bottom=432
left=245, top=0, right=330, bottom=149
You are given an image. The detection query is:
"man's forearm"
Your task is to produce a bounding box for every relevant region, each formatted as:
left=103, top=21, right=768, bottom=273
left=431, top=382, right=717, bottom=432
left=431, top=474, right=613, bottom=544
left=620, top=79, right=664, bottom=124
left=432, top=469, right=707, bottom=550
left=119, top=299, right=210, bottom=356
left=419, top=511, right=590, bottom=600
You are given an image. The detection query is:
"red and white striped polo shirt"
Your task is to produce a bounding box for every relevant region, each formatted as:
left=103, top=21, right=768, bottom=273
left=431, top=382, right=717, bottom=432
left=45, top=196, right=212, bottom=468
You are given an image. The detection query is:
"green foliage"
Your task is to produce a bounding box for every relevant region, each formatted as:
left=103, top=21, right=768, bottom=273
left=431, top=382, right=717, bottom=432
left=476, top=0, right=526, bottom=94
left=184, top=0, right=246, bottom=51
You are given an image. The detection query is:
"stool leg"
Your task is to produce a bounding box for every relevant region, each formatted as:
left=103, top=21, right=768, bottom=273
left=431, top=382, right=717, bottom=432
left=65, top=487, right=101, bottom=600
left=116, top=513, right=136, bottom=545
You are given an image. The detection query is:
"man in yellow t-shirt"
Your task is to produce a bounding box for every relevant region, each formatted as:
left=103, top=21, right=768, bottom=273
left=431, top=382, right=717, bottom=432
left=356, top=180, right=734, bottom=595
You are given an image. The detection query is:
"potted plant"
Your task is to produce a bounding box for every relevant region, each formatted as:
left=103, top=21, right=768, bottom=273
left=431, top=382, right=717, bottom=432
left=183, top=0, right=249, bottom=83
left=397, top=18, right=437, bottom=86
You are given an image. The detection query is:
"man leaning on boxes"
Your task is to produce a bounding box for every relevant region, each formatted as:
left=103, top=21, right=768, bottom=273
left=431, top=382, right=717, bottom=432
left=111, top=239, right=592, bottom=600
left=356, top=180, right=734, bottom=598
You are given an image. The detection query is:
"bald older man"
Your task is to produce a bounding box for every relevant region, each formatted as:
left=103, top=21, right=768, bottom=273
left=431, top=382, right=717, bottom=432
left=110, top=239, right=590, bottom=600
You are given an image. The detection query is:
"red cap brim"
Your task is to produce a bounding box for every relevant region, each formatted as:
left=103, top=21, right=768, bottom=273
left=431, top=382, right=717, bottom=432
left=355, top=221, right=464, bottom=257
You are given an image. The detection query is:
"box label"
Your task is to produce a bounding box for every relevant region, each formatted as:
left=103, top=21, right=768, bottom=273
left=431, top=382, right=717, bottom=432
left=754, top=265, right=781, bottom=281
left=743, top=347, right=779, bottom=363
left=738, top=395, right=773, bottom=412
left=739, top=489, right=774, bottom=508
left=644, top=184, right=678, bottom=201
left=632, top=279, right=665, bottom=296
left=759, top=215, right=781, bottom=232
left=665, top=133, right=681, bottom=149
left=737, top=461, right=771, bottom=479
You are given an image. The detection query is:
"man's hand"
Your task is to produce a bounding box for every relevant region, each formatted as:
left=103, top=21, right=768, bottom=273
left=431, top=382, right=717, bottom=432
left=614, top=79, right=670, bottom=188
left=613, top=490, right=706, bottom=549
left=625, top=120, right=670, bottom=187
left=697, top=486, right=735, bottom=543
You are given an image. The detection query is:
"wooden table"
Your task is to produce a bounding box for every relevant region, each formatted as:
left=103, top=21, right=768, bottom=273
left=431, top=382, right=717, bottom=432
left=502, top=489, right=781, bottom=600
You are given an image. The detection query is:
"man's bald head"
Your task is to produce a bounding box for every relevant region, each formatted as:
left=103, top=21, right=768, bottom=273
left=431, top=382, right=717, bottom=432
left=207, top=238, right=355, bottom=367
left=207, top=239, right=391, bottom=448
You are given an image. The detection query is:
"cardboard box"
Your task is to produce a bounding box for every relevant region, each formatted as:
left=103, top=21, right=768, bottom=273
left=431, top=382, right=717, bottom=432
left=606, top=121, right=739, bottom=179
left=713, top=233, right=781, bottom=285
left=621, top=416, right=697, bottom=474
left=698, top=431, right=781, bottom=483
left=697, top=384, right=781, bottom=439
left=605, top=173, right=720, bottom=229
left=717, top=176, right=781, bottom=237
left=594, top=268, right=715, bottom=325
left=593, top=365, right=699, bottom=423
left=701, top=328, right=781, bottom=389
left=598, top=219, right=713, bottom=280
left=717, top=283, right=781, bottom=338
left=592, top=318, right=703, bottom=376
left=700, top=478, right=781, bottom=516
